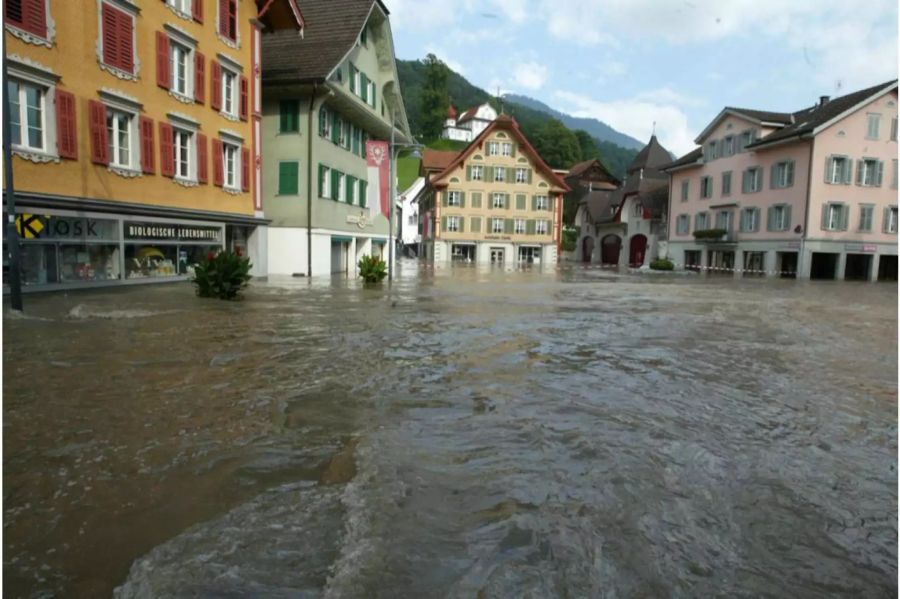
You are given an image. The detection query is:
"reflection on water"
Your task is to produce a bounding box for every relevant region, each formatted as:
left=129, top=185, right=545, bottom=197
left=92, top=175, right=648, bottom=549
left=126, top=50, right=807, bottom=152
left=4, top=261, right=897, bottom=597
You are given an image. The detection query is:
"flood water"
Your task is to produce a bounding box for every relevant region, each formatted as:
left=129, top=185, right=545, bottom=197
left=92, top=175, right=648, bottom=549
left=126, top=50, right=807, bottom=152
left=3, top=261, right=897, bottom=598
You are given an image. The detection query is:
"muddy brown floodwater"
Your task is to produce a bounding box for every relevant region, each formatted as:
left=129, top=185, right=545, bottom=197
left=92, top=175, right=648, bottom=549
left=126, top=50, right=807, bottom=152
left=3, top=261, right=897, bottom=598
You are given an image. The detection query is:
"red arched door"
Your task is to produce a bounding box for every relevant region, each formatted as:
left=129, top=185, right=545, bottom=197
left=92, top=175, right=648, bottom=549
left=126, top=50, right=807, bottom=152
left=582, top=236, right=594, bottom=262
left=601, top=235, right=621, bottom=265
left=629, top=234, right=647, bottom=267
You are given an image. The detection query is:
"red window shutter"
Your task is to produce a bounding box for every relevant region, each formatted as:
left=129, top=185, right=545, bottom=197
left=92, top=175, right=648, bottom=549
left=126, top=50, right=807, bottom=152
left=118, top=10, right=134, bottom=73
left=241, top=147, right=250, bottom=191
left=211, top=61, right=222, bottom=111
left=197, top=133, right=208, bottom=183
left=22, top=0, right=46, bottom=38
left=217, top=0, right=227, bottom=36
left=194, top=52, right=205, bottom=104
left=228, top=0, right=236, bottom=39
left=192, top=0, right=203, bottom=23
left=239, top=76, right=248, bottom=121
left=156, top=31, right=170, bottom=89
left=101, top=4, right=119, bottom=68
left=88, top=100, right=109, bottom=165
left=55, top=90, right=78, bottom=160
left=212, top=139, right=224, bottom=186
left=159, top=122, right=174, bottom=177
left=5, top=0, right=25, bottom=28
left=139, top=116, right=155, bottom=174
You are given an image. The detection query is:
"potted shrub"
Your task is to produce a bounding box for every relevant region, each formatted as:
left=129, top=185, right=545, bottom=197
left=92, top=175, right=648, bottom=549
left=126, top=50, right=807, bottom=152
left=191, top=249, right=252, bottom=300
left=650, top=258, right=674, bottom=270
left=358, top=254, right=387, bottom=284
left=692, top=228, right=728, bottom=240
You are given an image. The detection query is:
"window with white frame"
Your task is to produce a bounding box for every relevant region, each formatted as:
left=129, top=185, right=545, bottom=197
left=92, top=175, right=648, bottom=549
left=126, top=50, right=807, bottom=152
left=859, top=204, right=874, bottom=232
left=722, top=171, right=732, bottom=196
left=866, top=113, right=881, bottom=139
left=695, top=212, right=709, bottom=230
left=320, top=107, right=332, bottom=139
left=823, top=203, right=844, bottom=231
left=740, top=207, right=759, bottom=232
left=722, top=136, right=734, bottom=157
left=106, top=109, right=135, bottom=169
left=857, top=158, right=882, bottom=187
left=471, top=165, right=483, bottom=181
left=173, top=127, right=194, bottom=180
left=514, top=219, right=526, bottom=234
left=886, top=207, right=898, bottom=233
left=680, top=179, right=689, bottom=202
left=536, top=220, right=548, bottom=235
left=827, top=155, right=850, bottom=184
left=170, top=41, right=192, bottom=97
left=738, top=129, right=755, bottom=152
left=223, top=141, right=239, bottom=189
left=222, top=68, right=238, bottom=117
left=676, top=214, right=689, bottom=235
left=7, top=79, right=45, bottom=151
left=772, top=204, right=789, bottom=231
left=447, top=191, right=461, bottom=206
left=706, top=140, right=717, bottom=161
left=491, top=218, right=504, bottom=233
left=492, top=193, right=505, bottom=208
left=772, top=160, right=794, bottom=188
left=487, top=141, right=500, bottom=156
left=535, top=195, right=548, bottom=210
left=321, top=165, right=332, bottom=197
left=716, top=210, right=732, bottom=231
left=337, top=172, right=345, bottom=202
left=743, top=167, right=762, bottom=193
left=700, top=176, right=713, bottom=199
left=515, top=168, right=527, bottom=183
left=446, top=216, right=460, bottom=232
left=339, top=119, right=350, bottom=149
left=167, top=0, right=192, bottom=14
left=494, top=167, right=505, bottom=182
left=502, top=142, right=513, bottom=156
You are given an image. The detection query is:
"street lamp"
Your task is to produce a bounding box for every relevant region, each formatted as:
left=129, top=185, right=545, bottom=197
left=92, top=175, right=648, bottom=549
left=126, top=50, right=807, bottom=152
left=388, top=113, right=422, bottom=282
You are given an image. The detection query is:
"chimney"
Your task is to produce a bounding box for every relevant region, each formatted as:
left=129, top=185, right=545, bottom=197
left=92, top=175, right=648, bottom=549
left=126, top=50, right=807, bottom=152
left=819, top=95, right=830, bottom=106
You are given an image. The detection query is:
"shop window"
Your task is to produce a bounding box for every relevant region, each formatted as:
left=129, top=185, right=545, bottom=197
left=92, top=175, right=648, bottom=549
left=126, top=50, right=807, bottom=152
left=125, top=245, right=179, bottom=279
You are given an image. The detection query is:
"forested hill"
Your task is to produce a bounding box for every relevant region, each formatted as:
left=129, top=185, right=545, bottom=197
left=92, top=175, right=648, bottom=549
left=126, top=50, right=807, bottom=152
left=396, top=58, right=639, bottom=179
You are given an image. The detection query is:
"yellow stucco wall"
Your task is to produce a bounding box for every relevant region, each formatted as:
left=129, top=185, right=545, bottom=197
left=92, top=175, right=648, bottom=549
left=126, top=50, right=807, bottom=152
left=6, top=0, right=256, bottom=215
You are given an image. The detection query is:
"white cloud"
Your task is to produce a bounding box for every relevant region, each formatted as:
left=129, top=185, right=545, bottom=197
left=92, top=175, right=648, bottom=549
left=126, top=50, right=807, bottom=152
left=490, top=0, right=529, bottom=24
left=383, top=0, right=471, bottom=31
left=554, top=90, right=697, bottom=156
left=513, top=62, right=549, bottom=90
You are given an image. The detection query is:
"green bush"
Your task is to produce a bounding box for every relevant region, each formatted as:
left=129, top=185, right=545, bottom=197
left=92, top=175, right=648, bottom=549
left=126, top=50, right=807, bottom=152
left=561, top=228, right=578, bottom=252
left=692, top=228, right=727, bottom=240
left=650, top=258, right=674, bottom=270
left=191, top=249, right=252, bottom=300
left=358, top=254, right=387, bottom=284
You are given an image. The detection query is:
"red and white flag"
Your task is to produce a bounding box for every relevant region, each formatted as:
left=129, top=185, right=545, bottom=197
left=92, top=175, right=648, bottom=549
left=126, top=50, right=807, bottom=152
left=365, top=140, right=390, bottom=219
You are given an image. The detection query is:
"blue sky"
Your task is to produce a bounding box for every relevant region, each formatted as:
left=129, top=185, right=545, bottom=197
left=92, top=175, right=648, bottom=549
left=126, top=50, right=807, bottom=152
left=383, top=0, right=898, bottom=156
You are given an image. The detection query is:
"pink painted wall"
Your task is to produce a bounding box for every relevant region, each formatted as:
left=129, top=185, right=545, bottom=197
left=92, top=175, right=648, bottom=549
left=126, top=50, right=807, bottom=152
left=807, top=89, right=898, bottom=243
left=668, top=114, right=810, bottom=241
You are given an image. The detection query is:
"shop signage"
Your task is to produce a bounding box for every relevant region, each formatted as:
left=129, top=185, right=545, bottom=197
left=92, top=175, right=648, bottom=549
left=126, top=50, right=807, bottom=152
left=784, top=241, right=801, bottom=249
left=484, top=235, right=512, bottom=240
left=844, top=243, right=876, bottom=253
left=346, top=213, right=373, bottom=229
left=125, top=222, right=221, bottom=242
left=16, top=214, right=118, bottom=240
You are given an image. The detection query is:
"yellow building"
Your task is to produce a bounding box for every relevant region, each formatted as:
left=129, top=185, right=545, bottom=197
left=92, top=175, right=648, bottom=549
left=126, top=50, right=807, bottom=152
left=418, top=115, right=570, bottom=265
left=3, top=0, right=302, bottom=290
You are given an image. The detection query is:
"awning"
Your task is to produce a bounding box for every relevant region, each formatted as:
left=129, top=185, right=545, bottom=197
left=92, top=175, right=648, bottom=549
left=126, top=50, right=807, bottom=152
left=331, top=236, right=354, bottom=243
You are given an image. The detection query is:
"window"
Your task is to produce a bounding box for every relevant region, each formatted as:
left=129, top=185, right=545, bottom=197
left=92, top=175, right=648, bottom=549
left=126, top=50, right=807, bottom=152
left=367, top=80, right=376, bottom=108
left=339, top=119, right=350, bottom=149
left=319, top=165, right=331, bottom=197
left=446, top=216, right=460, bottom=232
left=722, top=136, right=734, bottom=157
left=170, top=41, right=191, bottom=97
left=6, top=0, right=50, bottom=40
left=319, top=107, right=332, bottom=139
left=858, top=205, right=874, bottom=232
left=822, top=203, right=846, bottom=231
left=769, top=204, right=791, bottom=231
left=471, top=165, right=483, bottom=181
left=826, top=155, right=851, bottom=184
left=487, top=141, right=500, bottom=156
left=221, top=68, right=237, bottom=116
left=716, top=210, right=732, bottom=231
left=100, top=2, right=135, bottom=75
left=168, top=0, right=191, bottom=14
left=857, top=158, right=882, bottom=187
left=492, top=193, right=505, bottom=209
left=514, top=219, right=526, bottom=234
left=359, top=23, right=368, bottom=46
left=706, top=140, right=717, bottom=161
left=893, top=159, right=898, bottom=189
left=336, top=172, right=345, bottom=202
left=280, top=100, right=299, bottom=133
left=447, top=191, right=461, bottom=206
left=491, top=218, right=504, bottom=233
left=219, top=0, right=237, bottom=42
left=740, top=207, right=759, bottom=232
left=7, top=79, right=44, bottom=151
left=700, top=176, right=713, bottom=199
left=515, top=168, right=527, bottom=183
left=866, top=113, right=881, bottom=139
left=106, top=109, right=134, bottom=169
left=536, top=220, right=548, bottom=235
left=722, top=171, right=732, bottom=196
left=358, top=179, right=368, bottom=207
left=738, top=129, right=755, bottom=152
left=885, top=206, right=898, bottom=233
left=633, top=201, right=643, bottom=217
left=695, top=212, right=709, bottom=230
left=502, top=143, right=513, bottom=157
left=680, top=180, right=689, bottom=202
left=173, top=128, right=193, bottom=180
left=742, top=167, right=762, bottom=193
left=676, top=214, right=689, bottom=235
left=222, top=142, right=239, bottom=189
left=494, top=167, right=505, bottom=182
left=891, top=118, right=898, bottom=142
left=772, top=160, right=794, bottom=188
left=278, top=161, right=299, bottom=195
left=535, top=195, right=548, bottom=210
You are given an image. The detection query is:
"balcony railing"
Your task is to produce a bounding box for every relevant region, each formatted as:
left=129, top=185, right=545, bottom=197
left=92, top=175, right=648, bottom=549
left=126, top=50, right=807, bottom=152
left=692, top=229, right=738, bottom=243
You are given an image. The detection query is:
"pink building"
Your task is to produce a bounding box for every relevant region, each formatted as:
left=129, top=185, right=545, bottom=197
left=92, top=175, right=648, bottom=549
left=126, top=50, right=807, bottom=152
left=662, top=80, right=898, bottom=281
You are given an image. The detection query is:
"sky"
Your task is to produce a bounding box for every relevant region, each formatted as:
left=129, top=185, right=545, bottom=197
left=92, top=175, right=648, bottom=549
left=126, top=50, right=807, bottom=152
left=382, top=0, right=899, bottom=157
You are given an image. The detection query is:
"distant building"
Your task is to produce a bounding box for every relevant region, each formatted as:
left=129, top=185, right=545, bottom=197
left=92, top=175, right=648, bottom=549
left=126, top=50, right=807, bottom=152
left=398, top=176, right=425, bottom=256
left=563, top=159, right=621, bottom=226
left=418, top=115, right=570, bottom=264
left=574, top=136, right=672, bottom=266
left=662, top=80, right=898, bottom=281
left=441, top=102, right=497, bottom=142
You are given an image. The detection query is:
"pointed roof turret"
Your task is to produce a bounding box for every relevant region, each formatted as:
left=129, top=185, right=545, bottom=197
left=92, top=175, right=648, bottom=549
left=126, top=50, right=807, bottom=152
left=447, top=104, right=457, bottom=119
left=627, top=134, right=672, bottom=176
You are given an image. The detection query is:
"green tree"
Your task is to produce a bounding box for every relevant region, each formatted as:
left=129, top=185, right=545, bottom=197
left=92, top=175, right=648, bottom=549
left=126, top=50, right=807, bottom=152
left=574, top=130, right=600, bottom=161
left=532, top=118, right=581, bottom=169
left=420, top=54, right=449, bottom=141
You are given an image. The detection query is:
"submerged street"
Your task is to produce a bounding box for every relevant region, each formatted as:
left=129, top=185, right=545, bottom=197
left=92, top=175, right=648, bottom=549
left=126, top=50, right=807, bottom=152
left=3, top=262, right=897, bottom=598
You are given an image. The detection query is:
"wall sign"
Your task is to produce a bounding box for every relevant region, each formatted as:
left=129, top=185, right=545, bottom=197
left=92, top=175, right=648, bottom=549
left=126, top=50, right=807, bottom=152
left=844, top=244, right=877, bottom=253
left=484, top=235, right=512, bottom=241
left=16, top=214, right=118, bottom=240
left=125, top=222, right=221, bottom=242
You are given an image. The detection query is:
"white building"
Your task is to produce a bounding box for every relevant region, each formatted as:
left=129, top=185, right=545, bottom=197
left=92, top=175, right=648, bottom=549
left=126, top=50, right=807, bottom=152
left=398, top=176, right=425, bottom=256
left=441, top=103, right=497, bottom=143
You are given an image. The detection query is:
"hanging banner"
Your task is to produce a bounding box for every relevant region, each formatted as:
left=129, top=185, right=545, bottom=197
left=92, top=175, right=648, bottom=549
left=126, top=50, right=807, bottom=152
left=366, top=140, right=390, bottom=219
